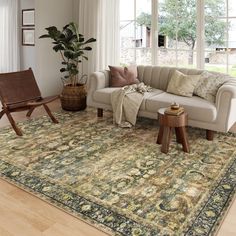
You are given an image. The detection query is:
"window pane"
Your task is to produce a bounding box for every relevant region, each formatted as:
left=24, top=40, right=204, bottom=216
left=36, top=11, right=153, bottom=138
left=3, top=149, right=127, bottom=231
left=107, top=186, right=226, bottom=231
left=136, top=0, right=151, bottom=17
left=159, top=0, right=178, bottom=49
left=136, top=48, right=151, bottom=65
left=120, top=0, right=152, bottom=64
left=120, top=48, right=135, bottom=65
left=136, top=0, right=152, bottom=48
left=176, top=1, right=197, bottom=51
left=158, top=0, right=197, bottom=66
left=229, top=66, right=236, bottom=77
left=177, top=51, right=197, bottom=68
left=158, top=49, right=177, bottom=67
left=120, top=0, right=135, bottom=64
left=120, top=0, right=134, bottom=21
left=228, top=0, right=236, bottom=17
left=205, top=52, right=227, bottom=74
left=205, top=0, right=226, bottom=18
left=228, top=19, right=236, bottom=53
left=120, top=21, right=135, bottom=49
left=228, top=19, right=236, bottom=76
left=205, top=18, right=227, bottom=50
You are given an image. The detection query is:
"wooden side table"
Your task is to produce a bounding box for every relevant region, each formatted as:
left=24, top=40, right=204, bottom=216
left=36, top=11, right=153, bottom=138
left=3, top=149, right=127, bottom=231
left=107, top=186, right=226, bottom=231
left=157, top=108, right=190, bottom=154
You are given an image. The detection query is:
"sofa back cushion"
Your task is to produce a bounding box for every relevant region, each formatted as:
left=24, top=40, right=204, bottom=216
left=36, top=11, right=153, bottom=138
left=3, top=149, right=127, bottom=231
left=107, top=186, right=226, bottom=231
left=137, top=66, right=203, bottom=91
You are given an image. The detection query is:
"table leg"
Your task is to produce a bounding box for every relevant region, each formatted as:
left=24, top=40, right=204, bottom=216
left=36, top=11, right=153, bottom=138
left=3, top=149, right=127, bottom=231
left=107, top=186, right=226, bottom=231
left=178, top=127, right=190, bottom=153
left=161, top=127, right=172, bottom=154
left=175, top=127, right=182, bottom=143
left=157, top=125, right=164, bottom=144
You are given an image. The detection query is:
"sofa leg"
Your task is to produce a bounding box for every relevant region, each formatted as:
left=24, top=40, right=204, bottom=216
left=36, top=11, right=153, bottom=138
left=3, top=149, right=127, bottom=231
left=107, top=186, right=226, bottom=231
left=206, top=130, right=214, bottom=141
left=97, top=108, right=103, bottom=117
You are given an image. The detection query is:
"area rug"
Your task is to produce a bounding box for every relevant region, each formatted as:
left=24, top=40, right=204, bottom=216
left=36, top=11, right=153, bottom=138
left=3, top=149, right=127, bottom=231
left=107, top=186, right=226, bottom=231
left=0, top=109, right=235, bottom=235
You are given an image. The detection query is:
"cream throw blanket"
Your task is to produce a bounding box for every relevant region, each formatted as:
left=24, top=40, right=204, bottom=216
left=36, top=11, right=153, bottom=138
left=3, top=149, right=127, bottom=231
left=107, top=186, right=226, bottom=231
left=111, top=83, right=152, bottom=127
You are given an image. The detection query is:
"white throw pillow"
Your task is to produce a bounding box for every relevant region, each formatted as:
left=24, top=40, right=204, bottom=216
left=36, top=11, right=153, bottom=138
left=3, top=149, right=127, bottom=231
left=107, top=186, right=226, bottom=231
left=167, top=70, right=201, bottom=97
left=194, top=71, right=230, bottom=103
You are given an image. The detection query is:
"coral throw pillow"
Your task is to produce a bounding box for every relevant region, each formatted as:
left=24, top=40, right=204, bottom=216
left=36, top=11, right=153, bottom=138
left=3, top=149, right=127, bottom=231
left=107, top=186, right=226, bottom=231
left=109, top=65, right=140, bottom=87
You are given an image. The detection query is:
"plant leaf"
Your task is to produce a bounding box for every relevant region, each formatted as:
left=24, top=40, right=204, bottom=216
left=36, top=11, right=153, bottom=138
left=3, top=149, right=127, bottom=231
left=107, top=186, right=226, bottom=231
left=53, top=44, right=65, bottom=52
left=84, top=38, right=96, bottom=44
left=39, top=34, right=50, bottom=39
left=82, top=46, right=92, bottom=51
left=60, top=68, right=67, bottom=72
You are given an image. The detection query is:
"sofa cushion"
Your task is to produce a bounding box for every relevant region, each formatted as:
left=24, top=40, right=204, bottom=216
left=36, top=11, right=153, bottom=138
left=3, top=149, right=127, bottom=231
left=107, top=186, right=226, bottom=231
left=167, top=70, right=201, bottom=97
left=140, top=89, right=164, bottom=110
left=194, top=71, right=230, bottom=103
left=145, top=92, right=217, bottom=123
left=109, top=65, right=140, bottom=87
left=93, top=87, right=164, bottom=109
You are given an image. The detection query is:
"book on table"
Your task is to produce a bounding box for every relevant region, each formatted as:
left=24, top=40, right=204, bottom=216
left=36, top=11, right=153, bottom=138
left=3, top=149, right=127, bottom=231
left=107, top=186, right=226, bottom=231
left=164, top=107, right=184, bottom=116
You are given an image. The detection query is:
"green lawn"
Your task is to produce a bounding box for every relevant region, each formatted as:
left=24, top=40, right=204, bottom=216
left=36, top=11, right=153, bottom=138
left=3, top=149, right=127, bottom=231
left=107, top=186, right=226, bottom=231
left=204, top=66, right=236, bottom=77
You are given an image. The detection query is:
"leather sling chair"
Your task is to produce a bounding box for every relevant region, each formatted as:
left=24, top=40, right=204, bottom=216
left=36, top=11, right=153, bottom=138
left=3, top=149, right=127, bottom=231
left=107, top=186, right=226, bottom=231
left=0, top=68, right=59, bottom=136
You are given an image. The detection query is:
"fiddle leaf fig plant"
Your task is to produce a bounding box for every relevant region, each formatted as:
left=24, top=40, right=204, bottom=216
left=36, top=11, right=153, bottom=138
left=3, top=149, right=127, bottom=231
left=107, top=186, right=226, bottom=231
left=39, top=22, right=96, bottom=86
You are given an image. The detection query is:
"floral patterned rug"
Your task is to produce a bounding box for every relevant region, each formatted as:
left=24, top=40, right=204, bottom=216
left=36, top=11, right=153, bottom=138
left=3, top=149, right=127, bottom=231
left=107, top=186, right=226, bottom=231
left=0, top=109, right=235, bottom=235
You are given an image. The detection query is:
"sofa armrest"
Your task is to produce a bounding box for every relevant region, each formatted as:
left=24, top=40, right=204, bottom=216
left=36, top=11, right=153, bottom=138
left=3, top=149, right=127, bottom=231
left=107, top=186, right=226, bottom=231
left=87, top=71, right=110, bottom=93
left=87, top=70, right=110, bottom=107
left=215, top=79, right=236, bottom=131
left=216, top=80, right=236, bottom=106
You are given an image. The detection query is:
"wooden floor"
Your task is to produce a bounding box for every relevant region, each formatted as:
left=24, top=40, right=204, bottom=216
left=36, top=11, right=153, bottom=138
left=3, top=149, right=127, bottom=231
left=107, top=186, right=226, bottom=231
left=0, top=100, right=235, bottom=236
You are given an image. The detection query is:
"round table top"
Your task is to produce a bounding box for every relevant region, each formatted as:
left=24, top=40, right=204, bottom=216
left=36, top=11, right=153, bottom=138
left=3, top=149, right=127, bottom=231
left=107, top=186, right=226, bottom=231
left=158, top=107, right=187, bottom=116
left=158, top=107, right=188, bottom=127
left=158, top=108, right=167, bottom=115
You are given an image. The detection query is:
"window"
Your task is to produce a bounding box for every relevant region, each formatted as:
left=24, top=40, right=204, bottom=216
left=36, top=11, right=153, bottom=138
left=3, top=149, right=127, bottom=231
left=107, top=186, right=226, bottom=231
left=120, top=0, right=152, bottom=65
left=120, top=0, right=236, bottom=76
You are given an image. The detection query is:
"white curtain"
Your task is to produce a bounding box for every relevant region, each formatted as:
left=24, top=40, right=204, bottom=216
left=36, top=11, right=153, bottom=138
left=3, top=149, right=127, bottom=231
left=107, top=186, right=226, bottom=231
left=0, top=0, right=19, bottom=73
left=73, top=0, right=120, bottom=76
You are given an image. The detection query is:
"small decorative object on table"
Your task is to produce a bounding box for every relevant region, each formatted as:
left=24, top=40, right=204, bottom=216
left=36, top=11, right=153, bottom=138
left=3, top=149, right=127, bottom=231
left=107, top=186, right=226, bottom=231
left=164, top=102, right=184, bottom=116
left=157, top=107, right=190, bottom=154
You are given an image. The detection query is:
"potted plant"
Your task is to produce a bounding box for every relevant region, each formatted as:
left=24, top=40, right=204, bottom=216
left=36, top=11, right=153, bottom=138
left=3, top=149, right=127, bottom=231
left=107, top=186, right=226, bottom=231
left=39, top=22, right=96, bottom=111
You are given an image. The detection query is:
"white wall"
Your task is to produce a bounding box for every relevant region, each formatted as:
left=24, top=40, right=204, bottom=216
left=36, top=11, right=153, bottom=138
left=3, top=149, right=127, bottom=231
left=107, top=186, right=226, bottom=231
left=20, top=0, right=36, bottom=72
left=35, top=0, right=73, bottom=96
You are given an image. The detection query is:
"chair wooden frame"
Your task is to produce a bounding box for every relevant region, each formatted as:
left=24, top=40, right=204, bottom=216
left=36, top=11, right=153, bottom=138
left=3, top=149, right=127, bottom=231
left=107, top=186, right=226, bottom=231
left=0, top=68, right=59, bottom=136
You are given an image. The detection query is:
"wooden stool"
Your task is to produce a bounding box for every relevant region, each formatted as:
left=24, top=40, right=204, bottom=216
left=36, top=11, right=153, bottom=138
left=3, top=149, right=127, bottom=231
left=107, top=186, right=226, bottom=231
left=157, top=108, right=190, bottom=154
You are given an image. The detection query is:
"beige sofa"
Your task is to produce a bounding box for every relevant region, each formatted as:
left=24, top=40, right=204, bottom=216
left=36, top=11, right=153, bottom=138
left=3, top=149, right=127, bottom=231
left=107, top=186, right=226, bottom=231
left=87, top=66, right=236, bottom=137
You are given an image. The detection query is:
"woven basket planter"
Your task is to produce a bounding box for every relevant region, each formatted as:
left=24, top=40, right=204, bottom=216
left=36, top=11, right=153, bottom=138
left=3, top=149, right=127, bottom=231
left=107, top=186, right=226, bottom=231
left=60, top=84, right=87, bottom=111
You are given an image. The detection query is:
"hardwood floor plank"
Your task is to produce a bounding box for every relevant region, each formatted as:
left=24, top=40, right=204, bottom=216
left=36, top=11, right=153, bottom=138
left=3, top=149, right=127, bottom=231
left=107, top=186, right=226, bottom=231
left=0, top=189, right=53, bottom=232
left=43, top=222, right=107, bottom=236
left=0, top=179, right=17, bottom=193
left=0, top=204, right=43, bottom=236
left=0, top=227, right=14, bottom=236
left=7, top=186, right=107, bottom=235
